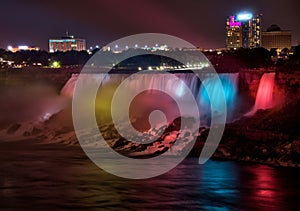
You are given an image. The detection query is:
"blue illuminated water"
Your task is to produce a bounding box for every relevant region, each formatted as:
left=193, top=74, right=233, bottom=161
left=197, top=73, right=239, bottom=121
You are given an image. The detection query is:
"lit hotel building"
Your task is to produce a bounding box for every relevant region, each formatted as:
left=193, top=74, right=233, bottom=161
left=226, top=13, right=262, bottom=49
left=262, top=25, right=292, bottom=51
left=49, top=35, right=86, bottom=52
left=226, top=16, right=242, bottom=49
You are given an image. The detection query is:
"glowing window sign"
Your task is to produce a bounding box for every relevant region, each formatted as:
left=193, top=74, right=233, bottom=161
left=229, top=16, right=241, bottom=28
left=237, top=13, right=253, bottom=21
left=49, top=39, right=76, bottom=43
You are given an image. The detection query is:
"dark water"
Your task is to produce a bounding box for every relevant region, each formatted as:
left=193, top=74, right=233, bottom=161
left=0, top=140, right=299, bottom=210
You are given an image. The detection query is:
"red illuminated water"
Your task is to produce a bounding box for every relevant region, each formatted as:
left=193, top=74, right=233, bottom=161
left=254, top=73, right=275, bottom=110
left=246, top=73, right=276, bottom=116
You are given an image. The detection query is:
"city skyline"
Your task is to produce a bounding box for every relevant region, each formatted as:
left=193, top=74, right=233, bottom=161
left=0, top=0, right=299, bottom=50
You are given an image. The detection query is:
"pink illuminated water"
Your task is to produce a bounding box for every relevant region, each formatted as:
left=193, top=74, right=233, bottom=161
left=246, top=73, right=276, bottom=116
left=254, top=73, right=275, bottom=110
left=61, top=73, right=241, bottom=125
left=60, top=74, right=79, bottom=97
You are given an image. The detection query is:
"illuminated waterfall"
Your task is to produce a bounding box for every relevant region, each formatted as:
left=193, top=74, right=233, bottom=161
left=61, top=73, right=239, bottom=124
left=254, top=73, right=275, bottom=110
left=60, top=74, right=79, bottom=97
left=198, top=73, right=239, bottom=120
left=246, top=72, right=276, bottom=116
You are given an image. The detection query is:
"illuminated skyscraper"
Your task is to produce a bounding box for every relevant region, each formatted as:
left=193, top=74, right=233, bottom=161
left=49, top=34, right=86, bottom=53
left=226, top=12, right=262, bottom=49
left=226, top=16, right=242, bottom=49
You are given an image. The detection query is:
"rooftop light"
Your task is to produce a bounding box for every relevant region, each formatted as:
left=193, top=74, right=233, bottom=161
left=237, top=13, right=253, bottom=21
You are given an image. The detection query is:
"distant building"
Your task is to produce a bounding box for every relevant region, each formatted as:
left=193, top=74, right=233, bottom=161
left=226, top=12, right=262, bottom=49
left=7, top=45, right=40, bottom=52
left=262, top=25, right=292, bottom=51
left=49, top=34, right=86, bottom=52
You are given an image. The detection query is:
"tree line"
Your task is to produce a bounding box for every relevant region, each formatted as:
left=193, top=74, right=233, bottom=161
left=0, top=46, right=300, bottom=72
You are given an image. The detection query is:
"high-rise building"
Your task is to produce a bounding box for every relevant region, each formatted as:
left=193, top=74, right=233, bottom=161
left=262, top=25, right=292, bottom=51
left=226, top=16, right=242, bottom=49
left=49, top=34, right=86, bottom=52
left=226, top=12, right=262, bottom=49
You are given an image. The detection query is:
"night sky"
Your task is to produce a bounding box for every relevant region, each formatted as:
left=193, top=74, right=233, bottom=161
left=1, top=0, right=299, bottom=50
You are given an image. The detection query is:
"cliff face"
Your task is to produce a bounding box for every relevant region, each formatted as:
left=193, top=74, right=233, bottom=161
left=276, top=72, right=300, bottom=103
left=0, top=67, right=80, bottom=92
left=206, top=71, right=300, bottom=167
left=238, top=71, right=263, bottom=100
left=209, top=99, right=300, bottom=167
left=238, top=71, right=300, bottom=108
left=187, top=70, right=300, bottom=167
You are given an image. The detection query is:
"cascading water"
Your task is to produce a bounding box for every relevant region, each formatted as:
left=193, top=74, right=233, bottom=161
left=254, top=73, right=276, bottom=109
left=246, top=72, right=276, bottom=116
left=60, top=74, right=79, bottom=97
left=113, top=73, right=199, bottom=128
left=60, top=72, right=240, bottom=125
left=198, top=73, right=239, bottom=121
left=60, top=73, right=112, bottom=97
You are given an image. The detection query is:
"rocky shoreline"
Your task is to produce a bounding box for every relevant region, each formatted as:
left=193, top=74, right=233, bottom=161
left=99, top=99, right=300, bottom=168
left=194, top=99, right=300, bottom=167
left=2, top=100, right=299, bottom=168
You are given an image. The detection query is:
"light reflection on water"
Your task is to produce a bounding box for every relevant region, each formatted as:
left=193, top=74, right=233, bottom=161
left=0, top=141, right=300, bottom=210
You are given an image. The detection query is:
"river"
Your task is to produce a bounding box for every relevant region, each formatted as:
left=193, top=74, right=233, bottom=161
left=0, top=140, right=299, bottom=210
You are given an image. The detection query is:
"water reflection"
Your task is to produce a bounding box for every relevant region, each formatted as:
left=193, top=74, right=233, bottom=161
left=199, top=161, right=240, bottom=210
left=238, top=164, right=300, bottom=210
left=0, top=141, right=300, bottom=210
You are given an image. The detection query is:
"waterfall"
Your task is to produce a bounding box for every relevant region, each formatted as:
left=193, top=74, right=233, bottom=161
left=60, top=73, right=112, bottom=97
left=246, top=72, right=276, bottom=116
left=198, top=73, right=239, bottom=121
left=60, top=73, right=240, bottom=124
left=60, top=74, right=79, bottom=97
left=117, top=74, right=200, bottom=126
left=254, top=73, right=276, bottom=110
